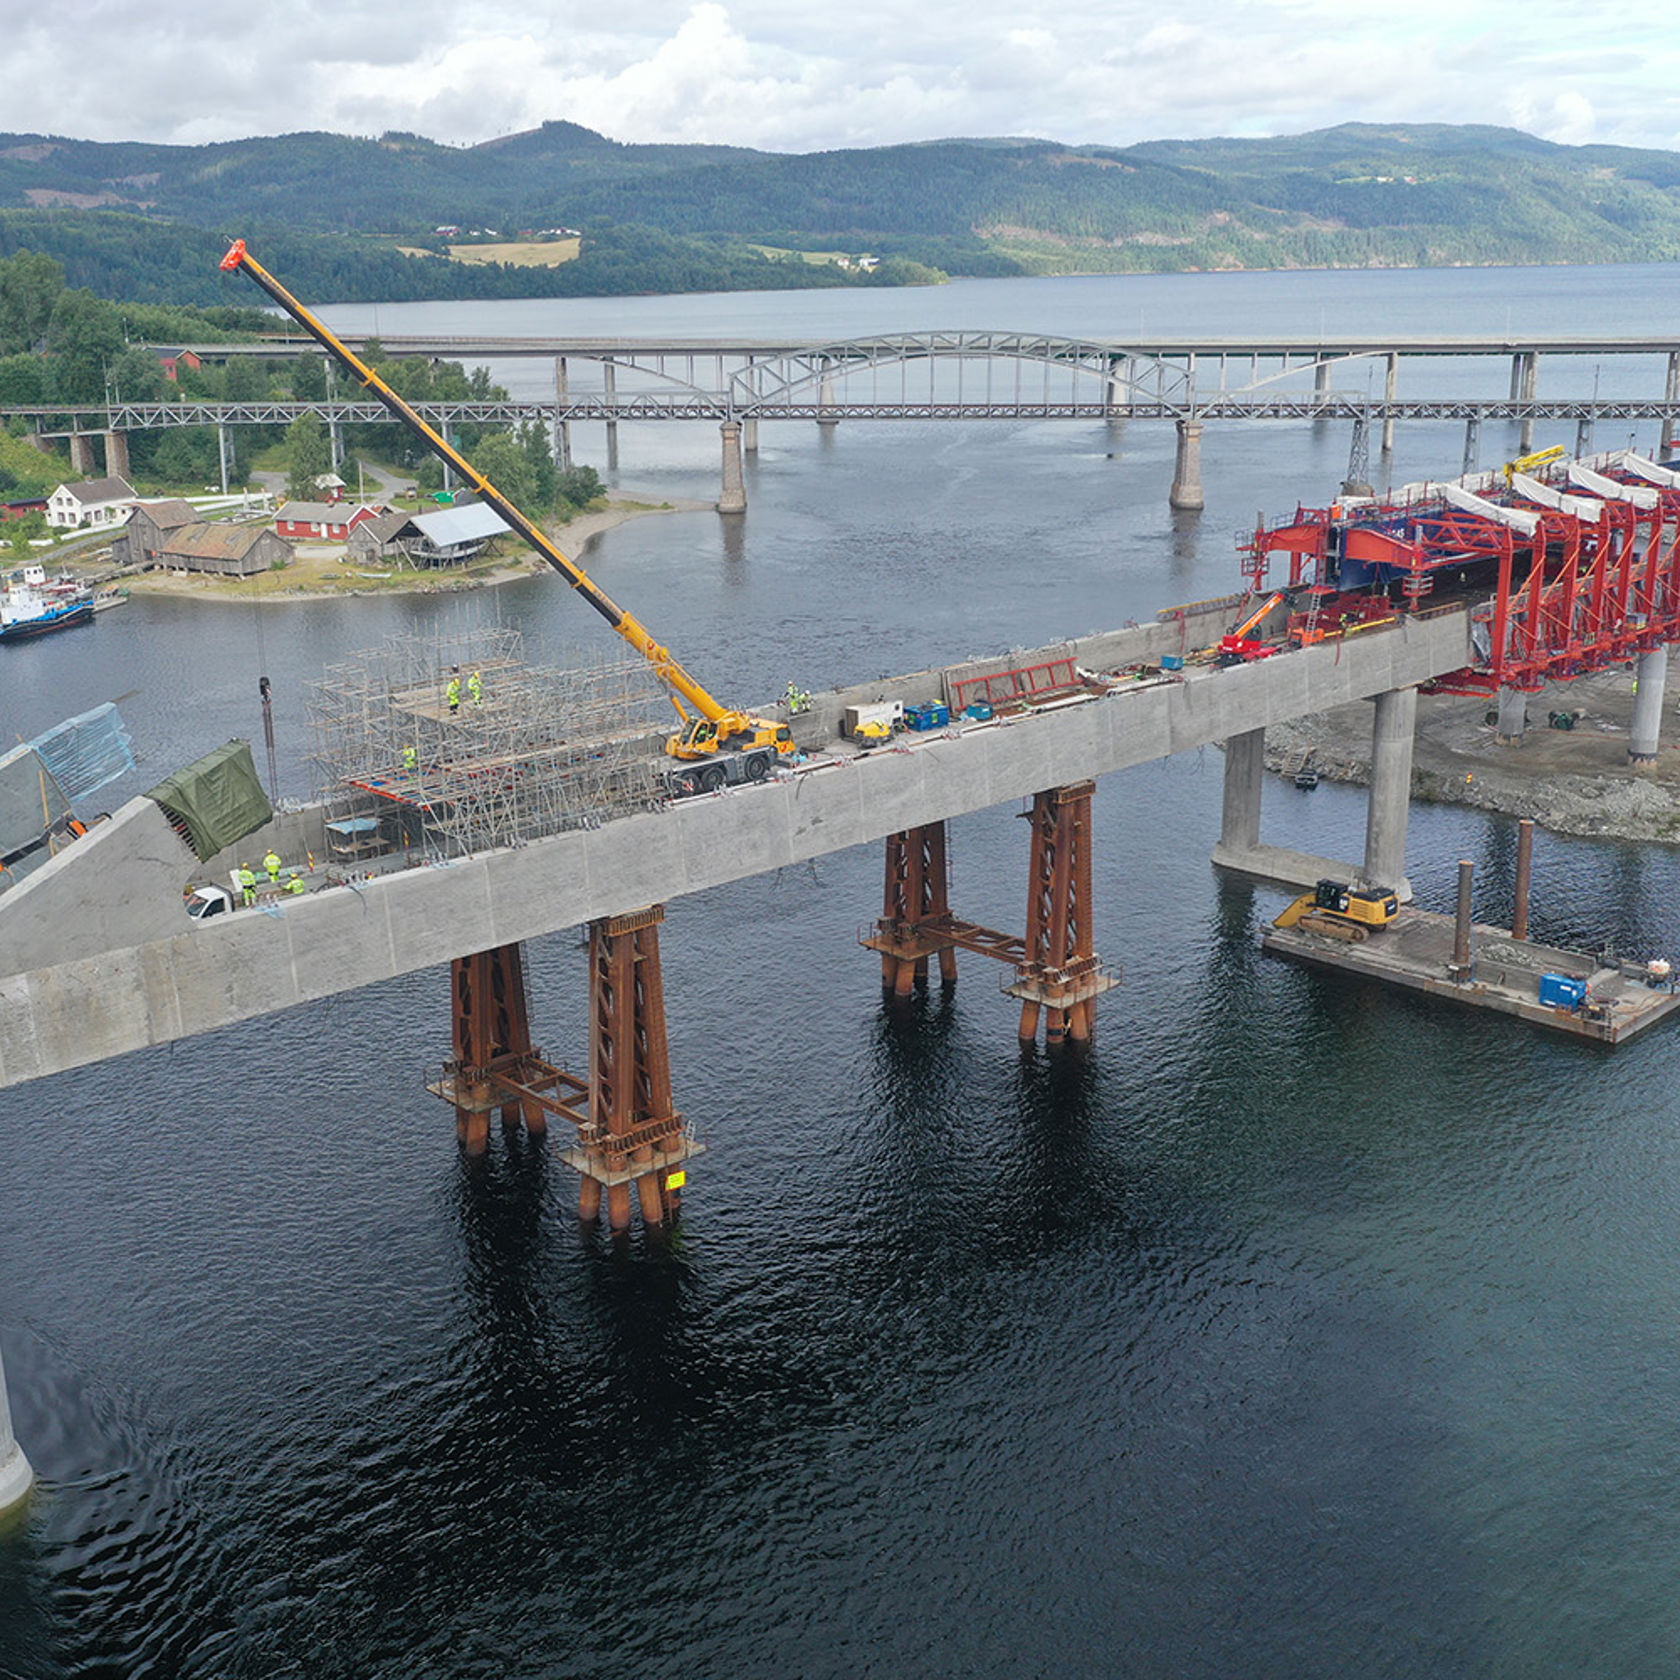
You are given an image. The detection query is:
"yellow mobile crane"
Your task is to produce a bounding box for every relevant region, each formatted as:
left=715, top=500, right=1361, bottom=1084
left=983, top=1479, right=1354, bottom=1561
left=219, top=240, right=795, bottom=790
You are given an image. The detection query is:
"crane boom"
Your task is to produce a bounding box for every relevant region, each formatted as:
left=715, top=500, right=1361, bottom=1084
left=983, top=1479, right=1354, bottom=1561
left=219, top=238, right=750, bottom=736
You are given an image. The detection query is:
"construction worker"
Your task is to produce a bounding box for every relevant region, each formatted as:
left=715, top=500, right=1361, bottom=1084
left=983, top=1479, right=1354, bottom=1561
left=287, top=875, right=307, bottom=895
left=468, top=669, right=483, bottom=704
left=263, top=849, right=282, bottom=884
left=446, top=670, right=461, bottom=713
left=236, top=864, right=257, bottom=907
left=403, top=744, right=418, bottom=772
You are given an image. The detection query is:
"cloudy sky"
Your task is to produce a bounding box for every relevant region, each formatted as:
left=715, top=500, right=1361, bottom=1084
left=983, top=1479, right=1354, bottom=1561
left=12, top=0, right=1680, bottom=155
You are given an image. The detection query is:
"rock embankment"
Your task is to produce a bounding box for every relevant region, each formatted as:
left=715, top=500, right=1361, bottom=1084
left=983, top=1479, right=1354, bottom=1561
left=1261, top=669, right=1680, bottom=844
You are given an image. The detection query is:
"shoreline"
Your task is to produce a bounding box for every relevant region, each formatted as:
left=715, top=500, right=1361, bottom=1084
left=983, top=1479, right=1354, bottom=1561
left=111, top=494, right=711, bottom=605
left=1263, top=668, right=1680, bottom=846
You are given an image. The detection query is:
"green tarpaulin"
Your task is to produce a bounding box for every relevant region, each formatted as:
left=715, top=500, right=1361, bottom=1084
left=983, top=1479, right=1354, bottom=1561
left=146, top=740, right=272, bottom=862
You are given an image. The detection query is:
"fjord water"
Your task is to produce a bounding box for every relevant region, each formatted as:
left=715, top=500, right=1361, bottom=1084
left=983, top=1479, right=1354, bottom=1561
left=5, top=265, right=1680, bottom=1678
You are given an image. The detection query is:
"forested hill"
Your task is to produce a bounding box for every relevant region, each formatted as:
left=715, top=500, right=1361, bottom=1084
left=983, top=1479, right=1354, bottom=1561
left=4, top=120, right=1680, bottom=305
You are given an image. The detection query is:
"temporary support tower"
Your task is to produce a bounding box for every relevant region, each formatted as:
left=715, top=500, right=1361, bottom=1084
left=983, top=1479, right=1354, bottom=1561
left=863, top=788, right=1117, bottom=1044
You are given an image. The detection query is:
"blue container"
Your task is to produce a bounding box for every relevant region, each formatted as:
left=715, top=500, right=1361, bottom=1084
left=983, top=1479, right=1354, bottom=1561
left=1539, top=973, right=1587, bottom=1010
left=1161, top=654, right=1185, bottom=671
left=964, top=701, right=994, bottom=721
left=905, top=702, right=950, bottom=731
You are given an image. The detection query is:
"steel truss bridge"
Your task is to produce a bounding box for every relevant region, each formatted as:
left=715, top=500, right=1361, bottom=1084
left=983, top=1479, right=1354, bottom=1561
left=10, top=330, right=1680, bottom=433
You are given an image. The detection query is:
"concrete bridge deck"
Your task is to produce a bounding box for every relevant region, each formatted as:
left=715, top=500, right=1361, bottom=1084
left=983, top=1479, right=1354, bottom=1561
left=0, top=602, right=1472, bottom=1090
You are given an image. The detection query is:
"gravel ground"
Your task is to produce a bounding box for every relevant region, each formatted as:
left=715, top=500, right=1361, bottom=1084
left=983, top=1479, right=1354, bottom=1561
left=1262, top=665, right=1680, bottom=843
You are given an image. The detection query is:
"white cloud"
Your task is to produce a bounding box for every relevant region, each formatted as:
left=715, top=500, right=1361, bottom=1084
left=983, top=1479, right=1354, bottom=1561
left=3, top=1, right=1678, bottom=154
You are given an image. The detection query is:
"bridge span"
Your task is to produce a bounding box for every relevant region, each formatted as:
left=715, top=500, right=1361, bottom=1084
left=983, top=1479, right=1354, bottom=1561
left=10, top=329, right=1680, bottom=510
left=0, top=600, right=1470, bottom=1098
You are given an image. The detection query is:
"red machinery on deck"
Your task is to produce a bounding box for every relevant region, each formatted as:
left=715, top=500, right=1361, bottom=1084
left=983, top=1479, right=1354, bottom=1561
left=1240, top=451, right=1680, bottom=693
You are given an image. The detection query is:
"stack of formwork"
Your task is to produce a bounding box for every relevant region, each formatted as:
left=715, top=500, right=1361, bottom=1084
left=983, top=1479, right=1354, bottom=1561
left=305, top=627, right=668, bottom=858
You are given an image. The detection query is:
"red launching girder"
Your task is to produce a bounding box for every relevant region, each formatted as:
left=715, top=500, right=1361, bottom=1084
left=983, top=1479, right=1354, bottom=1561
left=1245, top=464, right=1680, bottom=693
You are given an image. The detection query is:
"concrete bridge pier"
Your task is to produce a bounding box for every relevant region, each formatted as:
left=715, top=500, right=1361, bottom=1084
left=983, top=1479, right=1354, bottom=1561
left=718, top=421, right=747, bottom=514
left=0, top=1343, right=32, bottom=1521
left=1496, top=685, right=1528, bottom=745
left=1511, top=351, right=1539, bottom=454
left=1313, top=356, right=1332, bottom=408
left=1663, top=350, right=1679, bottom=458
left=743, top=418, right=759, bottom=454
left=217, top=422, right=232, bottom=495
left=602, top=359, right=619, bottom=472
left=1217, top=727, right=1266, bottom=858
left=69, top=432, right=97, bottom=475
left=1363, top=685, right=1417, bottom=896
left=1630, top=647, right=1669, bottom=762
left=1105, top=356, right=1132, bottom=421
left=327, top=414, right=344, bottom=473
left=1382, top=353, right=1398, bottom=454
left=552, top=356, right=573, bottom=471
left=1169, top=418, right=1205, bottom=510
left=104, top=430, right=131, bottom=481
left=817, top=374, right=839, bottom=429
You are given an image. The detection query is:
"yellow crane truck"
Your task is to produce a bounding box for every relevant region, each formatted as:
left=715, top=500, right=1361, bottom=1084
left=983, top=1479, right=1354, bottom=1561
left=1273, top=879, right=1399, bottom=942
left=219, top=240, right=794, bottom=793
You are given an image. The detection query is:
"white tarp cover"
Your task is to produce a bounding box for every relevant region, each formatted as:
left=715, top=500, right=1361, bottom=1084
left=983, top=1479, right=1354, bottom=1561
left=1510, top=473, right=1603, bottom=522
left=1567, top=464, right=1661, bottom=510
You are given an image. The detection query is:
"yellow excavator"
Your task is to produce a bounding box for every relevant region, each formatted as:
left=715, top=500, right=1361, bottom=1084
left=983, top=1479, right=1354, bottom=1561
left=219, top=240, right=795, bottom=790
left=1273, top=879, right=1399, bottom=942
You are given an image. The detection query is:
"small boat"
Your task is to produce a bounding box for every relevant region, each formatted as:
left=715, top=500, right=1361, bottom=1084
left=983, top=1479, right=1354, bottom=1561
left=0, top=565, right=95, bottom=642
left=1294, top=767, right=1320, bottom=790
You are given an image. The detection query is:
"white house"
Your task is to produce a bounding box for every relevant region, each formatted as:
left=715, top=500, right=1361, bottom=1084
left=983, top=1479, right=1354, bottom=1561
left=46, top=477, right=139, bottom=530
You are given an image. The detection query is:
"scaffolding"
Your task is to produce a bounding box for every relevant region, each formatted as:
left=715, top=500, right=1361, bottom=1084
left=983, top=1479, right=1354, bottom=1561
left=305, top=627, right=670, bottom=859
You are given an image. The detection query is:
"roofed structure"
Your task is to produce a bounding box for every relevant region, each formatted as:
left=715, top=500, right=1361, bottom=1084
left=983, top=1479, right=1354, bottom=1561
left=158, top=523, right=293, bottom=578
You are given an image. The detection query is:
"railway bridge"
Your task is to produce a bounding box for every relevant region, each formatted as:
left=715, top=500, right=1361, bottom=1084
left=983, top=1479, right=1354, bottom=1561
left=8, top=331, right=1679, bottom=510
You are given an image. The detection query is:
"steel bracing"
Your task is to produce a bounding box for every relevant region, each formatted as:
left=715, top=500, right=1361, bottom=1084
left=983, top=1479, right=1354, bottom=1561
left=1244, top=449, right=1680, bottom=692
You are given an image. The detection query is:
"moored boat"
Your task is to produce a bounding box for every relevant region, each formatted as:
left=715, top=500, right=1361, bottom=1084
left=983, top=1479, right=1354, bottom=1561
left=0, top=565, right=95, bottom=642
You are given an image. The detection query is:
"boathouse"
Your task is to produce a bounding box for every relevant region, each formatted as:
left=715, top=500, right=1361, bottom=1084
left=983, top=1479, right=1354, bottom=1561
left=157, top=523, right=292, bottom=578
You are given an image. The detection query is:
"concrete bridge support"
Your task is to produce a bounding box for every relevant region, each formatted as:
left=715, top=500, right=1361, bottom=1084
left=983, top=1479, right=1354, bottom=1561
left=1169, top=419, right=1205, bottom=511
left=817, top=374, right=839, bottom=429
left=69, top=432, right=97, bottom=476
left=1630, top=647, right=1669, bottom=762
left=552, top=356, right=573, bottom=471
left=1218, top=727, right=1266, bottom=856
left=1511, top=351, right=1539, bottom=454
left=1382, top=353, right=1398, bottom=453
left=1664, top=350, right=1680, bottom=458
left=1105, top=356, right=1132, bottom=420
left=1496, top=685, right=1528, bottom=745
left=0, top=1343, right=32, bottom=1520
left=743, top=418, right=759, bottom=454
left=602, top=359, right=619, bottom=471
left=1364, top=686, right=1418, bottom=894
left=217, top=422, right=232, bottom=495
left=104, top=430, right=131, bottom=481
left=718, top=421, right=747, bottom=514
left=1313, top=356, right=1331, bottom=408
